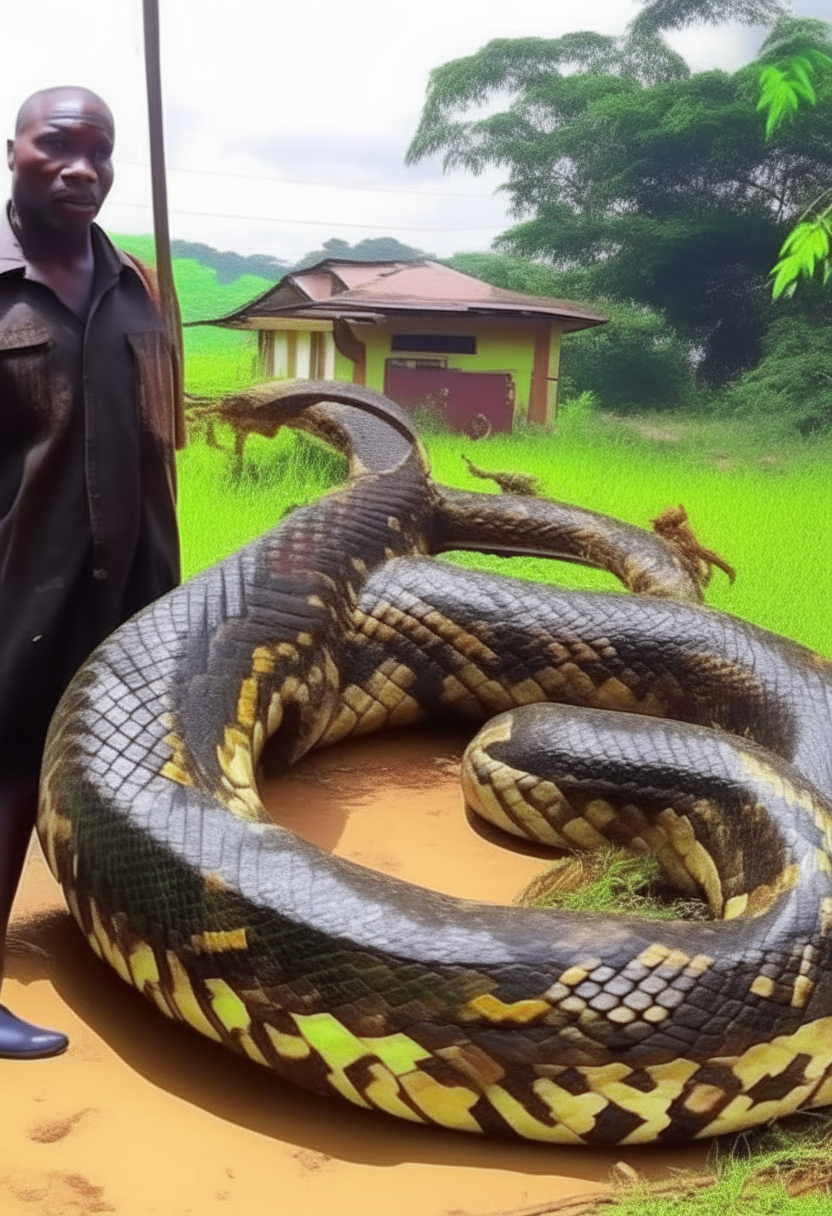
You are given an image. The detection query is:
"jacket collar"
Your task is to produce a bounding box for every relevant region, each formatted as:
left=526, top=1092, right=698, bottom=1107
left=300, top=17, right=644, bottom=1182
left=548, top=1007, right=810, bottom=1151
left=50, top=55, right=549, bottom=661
left=0, top=201, right=133, bottom=279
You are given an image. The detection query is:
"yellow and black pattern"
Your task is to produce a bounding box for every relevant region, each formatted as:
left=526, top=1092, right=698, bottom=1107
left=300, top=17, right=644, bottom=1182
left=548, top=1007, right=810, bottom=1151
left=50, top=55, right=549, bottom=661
left=36, top=381, right=832, bottom=1146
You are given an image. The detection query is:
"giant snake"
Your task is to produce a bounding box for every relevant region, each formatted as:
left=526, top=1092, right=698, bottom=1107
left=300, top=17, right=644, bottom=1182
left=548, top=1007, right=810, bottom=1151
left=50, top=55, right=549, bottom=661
left=37, top=383, right=832, bottom=1146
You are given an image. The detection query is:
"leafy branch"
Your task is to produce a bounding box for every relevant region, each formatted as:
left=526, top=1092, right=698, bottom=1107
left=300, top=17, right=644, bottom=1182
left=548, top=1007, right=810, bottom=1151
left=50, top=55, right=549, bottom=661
left=757, top=44, right=832, bottom=295
left=769, top=197, right=832, bottom=297
left=758, top=55, right=825, bottom=136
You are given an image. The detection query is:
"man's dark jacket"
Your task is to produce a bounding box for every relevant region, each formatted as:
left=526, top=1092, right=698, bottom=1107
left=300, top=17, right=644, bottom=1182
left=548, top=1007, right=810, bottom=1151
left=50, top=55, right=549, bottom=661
left=0, top=206, right=185, bottom=778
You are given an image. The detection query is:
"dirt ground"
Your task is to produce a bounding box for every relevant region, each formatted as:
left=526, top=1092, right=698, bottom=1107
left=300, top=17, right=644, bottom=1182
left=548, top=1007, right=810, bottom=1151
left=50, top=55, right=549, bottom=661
left=0, top=727, right=707, bottom=1216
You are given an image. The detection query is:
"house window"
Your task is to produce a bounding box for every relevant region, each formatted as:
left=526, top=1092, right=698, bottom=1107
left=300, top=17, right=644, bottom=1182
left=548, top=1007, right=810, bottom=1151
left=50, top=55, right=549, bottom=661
left=391, top=334, right=477, bottom=355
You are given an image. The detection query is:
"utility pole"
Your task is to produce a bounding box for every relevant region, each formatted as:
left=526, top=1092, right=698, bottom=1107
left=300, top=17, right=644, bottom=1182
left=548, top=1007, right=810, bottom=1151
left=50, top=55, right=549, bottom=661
left=142, top=0, right=184, bottom=409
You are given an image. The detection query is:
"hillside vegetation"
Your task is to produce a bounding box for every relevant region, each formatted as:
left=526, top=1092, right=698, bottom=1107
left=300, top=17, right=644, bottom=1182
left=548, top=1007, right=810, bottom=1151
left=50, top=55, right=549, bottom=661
left=112, top=232, right=269, bottom=398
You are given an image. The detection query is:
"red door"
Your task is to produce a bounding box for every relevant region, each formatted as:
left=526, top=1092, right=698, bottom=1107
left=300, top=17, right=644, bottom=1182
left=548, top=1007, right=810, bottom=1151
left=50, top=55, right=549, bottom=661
left=383, top=364, right=514, bottom=434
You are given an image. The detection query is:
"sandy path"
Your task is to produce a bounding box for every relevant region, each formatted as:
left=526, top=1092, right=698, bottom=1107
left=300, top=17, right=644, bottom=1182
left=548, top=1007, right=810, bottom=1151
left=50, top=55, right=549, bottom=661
left=0, top=728, right=707, bottom=1216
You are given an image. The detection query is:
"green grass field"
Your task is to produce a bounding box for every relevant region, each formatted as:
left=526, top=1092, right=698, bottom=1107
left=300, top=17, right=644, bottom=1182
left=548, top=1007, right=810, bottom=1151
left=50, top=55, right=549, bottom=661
left=177, top=399, right=832, bottom=656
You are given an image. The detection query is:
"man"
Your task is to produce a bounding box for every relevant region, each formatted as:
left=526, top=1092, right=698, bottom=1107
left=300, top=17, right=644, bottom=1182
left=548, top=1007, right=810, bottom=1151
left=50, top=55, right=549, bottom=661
left=0, top=87, right=184, bottom=1057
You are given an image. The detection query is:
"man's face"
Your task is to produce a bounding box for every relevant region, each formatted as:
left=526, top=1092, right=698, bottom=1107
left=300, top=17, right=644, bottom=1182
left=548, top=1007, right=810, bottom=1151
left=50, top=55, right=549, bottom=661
left=7, top=92, right=114, bottom=233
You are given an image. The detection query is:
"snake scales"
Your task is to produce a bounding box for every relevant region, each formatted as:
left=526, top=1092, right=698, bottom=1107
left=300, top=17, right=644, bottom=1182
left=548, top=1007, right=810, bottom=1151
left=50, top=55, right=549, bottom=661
left=37, top=382, right=832, bottom=1147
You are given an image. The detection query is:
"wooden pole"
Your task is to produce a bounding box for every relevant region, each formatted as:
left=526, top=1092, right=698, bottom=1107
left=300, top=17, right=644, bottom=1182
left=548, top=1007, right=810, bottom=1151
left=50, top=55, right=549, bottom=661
left=142, top=0, right=184, bottom=410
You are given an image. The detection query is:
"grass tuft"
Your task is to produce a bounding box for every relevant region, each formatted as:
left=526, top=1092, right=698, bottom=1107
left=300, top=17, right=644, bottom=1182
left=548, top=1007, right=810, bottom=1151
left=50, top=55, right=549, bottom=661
left=514, top=848, right=709, bottom=922
left=598, top=1113, right=832, bottom=1214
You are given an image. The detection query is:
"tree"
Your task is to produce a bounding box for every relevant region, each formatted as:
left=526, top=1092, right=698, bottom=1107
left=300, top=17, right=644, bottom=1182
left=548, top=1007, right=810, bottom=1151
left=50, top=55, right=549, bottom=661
left=170, top=240, right=288, bottom=285
left=290, top=236, right=428, bottom=271
left=407, top=8, right=832, bottom=387
left=446, top=251, right=698, bottom=410
left=628, top=0, right=788, bottom=39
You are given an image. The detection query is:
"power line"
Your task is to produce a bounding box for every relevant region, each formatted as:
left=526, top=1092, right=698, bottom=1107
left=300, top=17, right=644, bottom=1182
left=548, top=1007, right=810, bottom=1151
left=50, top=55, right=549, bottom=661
left=107, top=198, right=504, bottom=233
left=115, top=158, right=495, bottom=200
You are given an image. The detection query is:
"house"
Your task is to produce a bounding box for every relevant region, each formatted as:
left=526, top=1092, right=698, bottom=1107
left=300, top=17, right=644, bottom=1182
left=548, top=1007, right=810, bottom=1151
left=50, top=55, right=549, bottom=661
left=201, top=259, right=608, bottom=432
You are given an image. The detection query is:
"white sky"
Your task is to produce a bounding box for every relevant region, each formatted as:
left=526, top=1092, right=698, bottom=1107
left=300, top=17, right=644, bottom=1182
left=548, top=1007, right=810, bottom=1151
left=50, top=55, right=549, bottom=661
left=2, top=1, right=825, bottom=263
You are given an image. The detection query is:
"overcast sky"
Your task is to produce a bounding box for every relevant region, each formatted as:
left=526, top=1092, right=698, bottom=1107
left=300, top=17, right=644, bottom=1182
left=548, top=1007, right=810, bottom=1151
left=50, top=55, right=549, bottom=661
left=2, top=1, right=826, bottom=263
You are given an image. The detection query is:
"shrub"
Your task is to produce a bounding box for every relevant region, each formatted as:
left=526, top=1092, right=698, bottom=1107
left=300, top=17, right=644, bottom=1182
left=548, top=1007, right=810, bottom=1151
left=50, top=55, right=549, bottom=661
left=559, top=297, right=699, bottom=411
left=722, top=310, right=832, bottom=433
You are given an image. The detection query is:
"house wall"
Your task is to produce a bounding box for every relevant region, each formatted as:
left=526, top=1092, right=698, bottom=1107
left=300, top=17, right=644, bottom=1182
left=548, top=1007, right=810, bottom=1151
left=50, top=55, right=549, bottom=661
left=254, top=314, right=564, bottom=426
left=355, top=316, right=562, bottom=424
left=333, top=346, right=354, bottom=382
left=258, top=329, right=335, bottom=379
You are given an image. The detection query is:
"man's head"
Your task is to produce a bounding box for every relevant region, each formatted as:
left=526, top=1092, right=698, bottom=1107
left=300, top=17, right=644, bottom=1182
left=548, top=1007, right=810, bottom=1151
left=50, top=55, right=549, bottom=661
left=7, top=87, right=114, bottom=233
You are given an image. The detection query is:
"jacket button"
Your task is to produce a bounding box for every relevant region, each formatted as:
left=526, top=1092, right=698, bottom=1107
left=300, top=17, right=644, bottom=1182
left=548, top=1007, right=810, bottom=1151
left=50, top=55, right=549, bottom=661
left=92, top=568, right=108, bottom=580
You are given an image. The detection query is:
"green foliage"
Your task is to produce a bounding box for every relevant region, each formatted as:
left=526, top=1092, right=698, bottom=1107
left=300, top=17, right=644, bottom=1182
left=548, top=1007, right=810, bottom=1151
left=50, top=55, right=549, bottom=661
left=721, top=305, right=832, bottom=433
left=406, top=35, right=690, bottom=173
left=169, top=241, right=286, bottom=285
left=770, top=205, right=832, bottom=297
left=446, top=252, right=697, bottom=410
left=516, top=847, right=706, bottom=921
left=408, top=13, right=832, bottom=388
left=753, top=21, right=832, bottom=300
left=757, top=55, right=830, bottom=137
left=291, top=235, right=428, bottom=270
left=558, top=297, right=698, bottom=411
left=629, top=0, right=788, bottom=40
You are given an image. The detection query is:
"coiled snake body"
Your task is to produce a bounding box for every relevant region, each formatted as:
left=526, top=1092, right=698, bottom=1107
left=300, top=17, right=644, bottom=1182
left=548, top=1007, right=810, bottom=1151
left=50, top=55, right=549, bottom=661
left=38, top=384, right=832, bottom=1146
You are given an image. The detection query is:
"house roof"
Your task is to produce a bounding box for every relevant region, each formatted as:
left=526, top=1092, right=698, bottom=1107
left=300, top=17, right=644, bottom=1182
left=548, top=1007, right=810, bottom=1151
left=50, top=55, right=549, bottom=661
left=196, top=258, right=608, bottom=333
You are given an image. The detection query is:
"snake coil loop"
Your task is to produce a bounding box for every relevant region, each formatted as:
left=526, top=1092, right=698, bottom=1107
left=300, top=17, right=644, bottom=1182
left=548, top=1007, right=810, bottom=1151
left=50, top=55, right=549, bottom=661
left=38, top=383, right=832, bottom=1147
